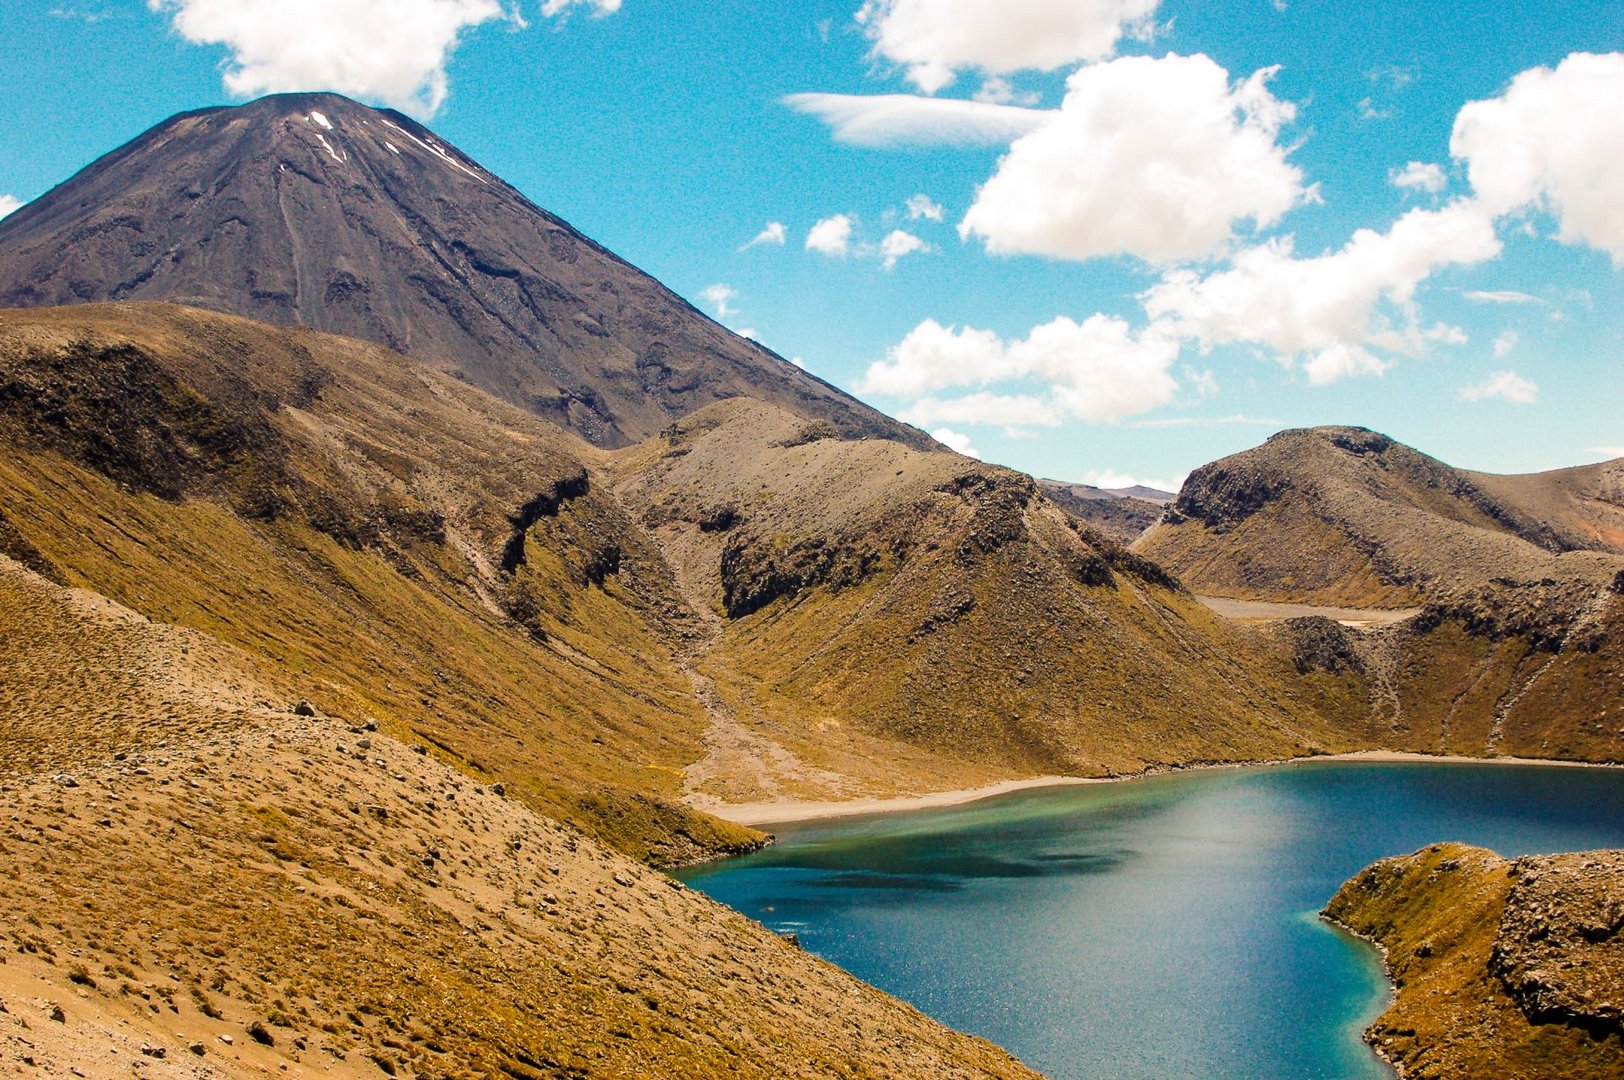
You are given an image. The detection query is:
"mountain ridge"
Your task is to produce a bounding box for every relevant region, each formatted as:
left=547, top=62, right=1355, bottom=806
left=0, top=92, right=931, bottom=451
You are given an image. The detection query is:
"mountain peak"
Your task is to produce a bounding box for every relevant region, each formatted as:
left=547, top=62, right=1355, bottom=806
left=0, top=94, right=929, bottom=451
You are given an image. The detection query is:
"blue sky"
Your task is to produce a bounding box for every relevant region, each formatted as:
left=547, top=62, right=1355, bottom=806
left=2, top=0, right=1620, bottom=488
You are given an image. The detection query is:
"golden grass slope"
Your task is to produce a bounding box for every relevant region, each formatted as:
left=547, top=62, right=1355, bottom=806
left=1136, top=427, right=1619, bottom=609
left=612, top=399, right=1352, bottom=803
left=1325, top=843, right=1624, bottom=1079
left=0, top=301, right=758, bottom=865
left=0, top=553, right=1038, bottom=1079
left=1136, top=426, right=1624, bottom=766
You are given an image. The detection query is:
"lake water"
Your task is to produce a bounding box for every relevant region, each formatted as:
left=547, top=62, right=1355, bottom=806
left=677, top=762, right=1624, bottom=1079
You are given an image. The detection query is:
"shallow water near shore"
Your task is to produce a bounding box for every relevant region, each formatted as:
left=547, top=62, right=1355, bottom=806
left=677, top=761, right=1624, bottom=1079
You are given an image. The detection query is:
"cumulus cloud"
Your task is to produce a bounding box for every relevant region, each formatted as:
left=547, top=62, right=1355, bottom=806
left=906, top=194, right=945, bottom=222
left=783, top=92, right=1051, bottom=148
left=1142, top=200, right=1501, bottom=383
left=960, top=55, right=1306, bottom=263
left=0, top=195, right=23, bottom=220
left=863, top=314, right=1180, bottom=425
left=901, top=392, right=1060, bottom=429
left=1452, top=51, right=1624, bottom=261
left=1460, top=370, right=1538, bottom=404
left=698, top=283, right=737, bottom=319
left=855, top=0, right=1159, bottom=93
left=806, top=214, right=854, bottom=256
left=740, top=221, right=787, bottom=250
left=879, top=229, right=930, bottom=269
left=1300, top=344, right=1390, bottom=385
left=1492, top=329, right=1519, bottom=358
left=931, top=427, right=982, bottom=457
left=1391, top=161, right=1447, bottom=193
left=149, top=0, right=616, bottom=115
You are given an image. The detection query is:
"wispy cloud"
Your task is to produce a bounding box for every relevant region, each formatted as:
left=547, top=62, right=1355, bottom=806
left=1462, top=289, right=1543, bottom=304
left=1128, top=413, right=1284, bottom=429
left=1460, top=370, right=1538, bottom=404
left=698, top=283, right=737, bottom=319
left=740, top=221, right=787, bottom=250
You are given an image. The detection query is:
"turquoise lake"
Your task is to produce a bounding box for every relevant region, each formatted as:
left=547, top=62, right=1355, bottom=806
left=677, top=762, right=1624, bottom=1079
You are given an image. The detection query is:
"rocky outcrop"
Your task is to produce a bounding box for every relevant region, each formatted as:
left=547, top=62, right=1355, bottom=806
left=1326, top=843, right=1624, bottom=1078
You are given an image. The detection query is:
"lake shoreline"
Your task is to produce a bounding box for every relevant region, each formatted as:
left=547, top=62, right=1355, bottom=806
left=701, top=750, right=1623, bottom=828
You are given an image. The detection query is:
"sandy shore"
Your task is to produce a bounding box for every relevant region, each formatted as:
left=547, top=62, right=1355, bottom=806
left=704, top=750, right=1620, bottom=828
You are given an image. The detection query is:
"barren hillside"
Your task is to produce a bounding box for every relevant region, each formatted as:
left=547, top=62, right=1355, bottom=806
left=0, top=552, right=1037, bottom=1080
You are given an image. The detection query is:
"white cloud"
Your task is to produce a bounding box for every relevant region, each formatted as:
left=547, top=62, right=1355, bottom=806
left=960, top=55, right=1306, bottom=263
left=1587, top=446, right=1624, bottom=459
left=1452, top=51, right=1624, bottom=261
left=861, top=318, right=1007, bottom=397
left=539, top=0, right=618, bottom=14
left=1078, top=468, right=1184, bottom=493
left=0, top=195, right=23, bottom=220
left=906, top=193, right=945, bottom=222
left=1391, top=161, right=1447, bottom=193
left=902, top=392, right=1060, bottom=429
left=972, top=76, right=1039, bottom=106
left=1184, top=367, right=1219, bottom=398
left=855, top=0, right=1159, bottom=93
left=783, top=92, right=1051, bottom=148
left=931, top=427, right=982, bottom=457
left=1463, top=289, right=1542, bottom=304
left=879, top=229, right=930, bottom=269
left=806, top=214, right=854, bottom=256
left=1129, top=413, right=1283, bottom=429
left=1301, top=344, right=1390, bottom=385
left=1460, top=370, right=1538, bottom=404
left=1143, top=200, right=1502, bottom=383
left=740, top=221, right=787, bottom=250
left=149, top=0, right=616, bottom=116
left=699, top=283, right=737, bottom=319
left=864, top=314, right=1180, bottom=425
left=1492, top=329, right=1518, bottom=358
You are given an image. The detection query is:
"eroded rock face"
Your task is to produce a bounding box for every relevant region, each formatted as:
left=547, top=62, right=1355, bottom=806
left=1326, top=843, right=1624, bottom=1080
left=1493, top=851, right=1624, bottom=1036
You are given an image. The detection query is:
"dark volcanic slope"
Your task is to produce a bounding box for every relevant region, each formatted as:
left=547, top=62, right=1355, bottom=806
left=0, top=92, right=927, bottom=450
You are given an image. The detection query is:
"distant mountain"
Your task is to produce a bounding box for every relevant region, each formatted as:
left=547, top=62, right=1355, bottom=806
left=1104, top=484, right=1176, bottom=504
left=1136, top=426, right=1618, bottom=608
left=1036, top=478, right=1165, bottom=544
left=0, top=92, right=928, bottom=450
left=1137, top=426, right=1624, bottom=763
left=1465, top=457, right=1624, bottom=556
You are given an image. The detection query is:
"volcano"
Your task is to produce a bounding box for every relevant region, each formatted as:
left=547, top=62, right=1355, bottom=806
left=0, top=92, right=926, bottom=449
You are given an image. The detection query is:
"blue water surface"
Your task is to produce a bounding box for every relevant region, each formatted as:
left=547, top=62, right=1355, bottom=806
left=677, top=762, right=1624, bottom=1079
